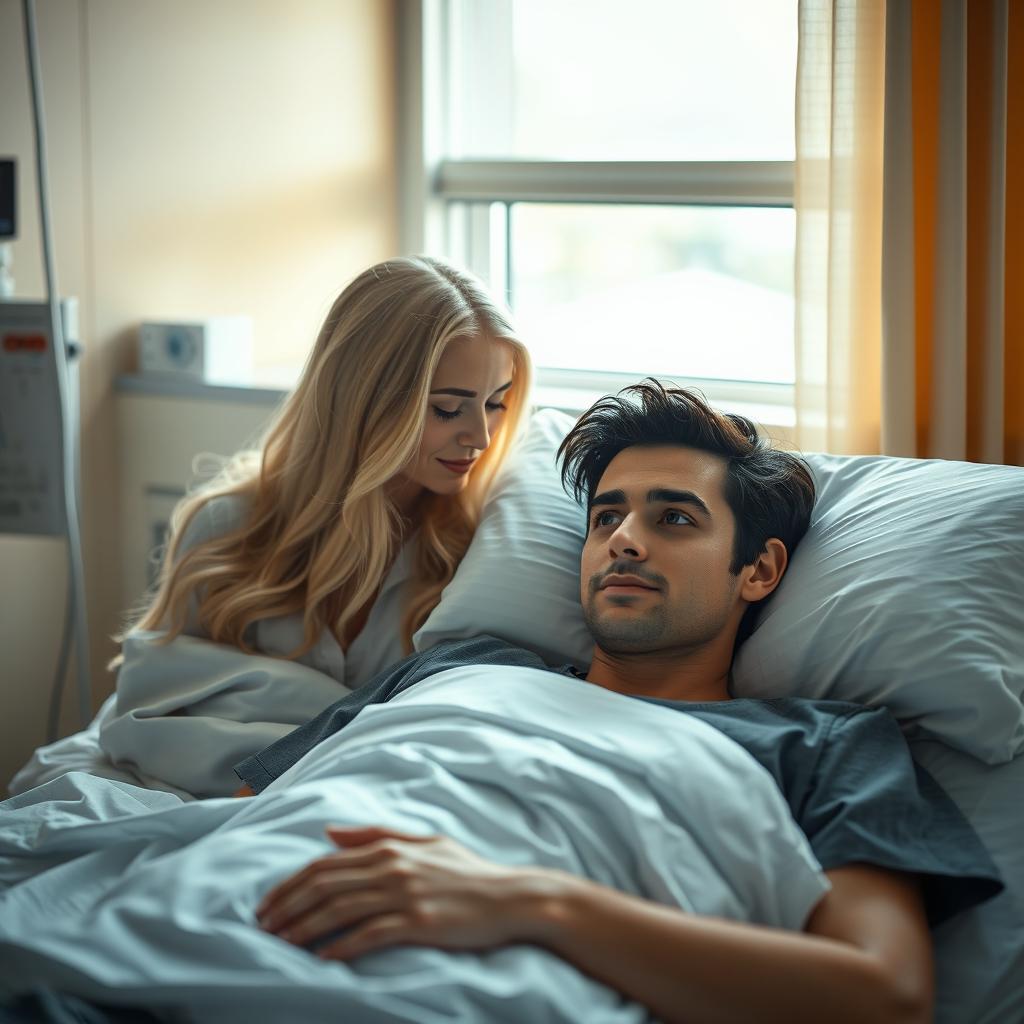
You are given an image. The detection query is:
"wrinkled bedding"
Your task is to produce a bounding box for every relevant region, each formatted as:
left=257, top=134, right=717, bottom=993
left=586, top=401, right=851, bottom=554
left=0, top=667, right=828, bottom=1023
left=10, top=630, right=351, bottom=799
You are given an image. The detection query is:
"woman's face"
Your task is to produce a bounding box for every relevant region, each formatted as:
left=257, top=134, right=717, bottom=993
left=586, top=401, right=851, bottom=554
left=391, top=334, right=515, bottom=510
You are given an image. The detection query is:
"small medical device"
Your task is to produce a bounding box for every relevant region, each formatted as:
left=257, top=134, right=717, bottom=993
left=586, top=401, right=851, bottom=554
left=139, top=316, right=253, bottom=384
left=0, top=298, right=79, bottom=536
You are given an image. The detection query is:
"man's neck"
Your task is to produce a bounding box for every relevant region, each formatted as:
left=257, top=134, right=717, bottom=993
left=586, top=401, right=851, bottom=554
left=584, top=643, right=733, bottom=703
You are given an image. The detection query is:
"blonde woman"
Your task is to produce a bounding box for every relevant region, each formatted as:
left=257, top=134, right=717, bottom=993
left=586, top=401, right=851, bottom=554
left=11, top=256, right=532, bottom=798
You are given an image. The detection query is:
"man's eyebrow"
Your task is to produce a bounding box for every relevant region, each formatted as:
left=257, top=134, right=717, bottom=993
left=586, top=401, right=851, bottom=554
left=430, top=380, right=513, bottom=398
left=589, top=487, right=712, bottom=519
left=590, top=489, right=627, bottom=508
left=647, top=488, right=712, bottom=519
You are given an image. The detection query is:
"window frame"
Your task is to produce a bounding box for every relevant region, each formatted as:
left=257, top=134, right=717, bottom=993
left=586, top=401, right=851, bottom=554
left=397, top=0, right=797, bottom=432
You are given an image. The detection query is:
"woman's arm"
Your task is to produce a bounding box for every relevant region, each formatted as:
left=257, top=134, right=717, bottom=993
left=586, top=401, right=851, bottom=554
left=257, top=827, right=933, bottom=1024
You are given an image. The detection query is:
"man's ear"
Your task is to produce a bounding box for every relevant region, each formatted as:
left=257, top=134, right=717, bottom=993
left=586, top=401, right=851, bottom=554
left=739, top=538, right=788, bottom=605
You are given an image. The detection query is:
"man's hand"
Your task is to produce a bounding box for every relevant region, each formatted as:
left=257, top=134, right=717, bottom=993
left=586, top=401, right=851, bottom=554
left=256, top=831, right=932, bottom=1024
left=256, top=825, right=556, bottom=961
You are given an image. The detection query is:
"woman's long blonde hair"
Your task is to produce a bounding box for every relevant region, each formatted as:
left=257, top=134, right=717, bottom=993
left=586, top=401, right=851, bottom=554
left=131, top=256, right=532, bottom=658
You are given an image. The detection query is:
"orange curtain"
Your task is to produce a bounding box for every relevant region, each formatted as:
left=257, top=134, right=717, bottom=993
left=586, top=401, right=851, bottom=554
left=797, top=0, right=1023, bottom=464
left=1005, top=3, right=1024, bottom=465
left=884, top=0, right=1023, bottom=464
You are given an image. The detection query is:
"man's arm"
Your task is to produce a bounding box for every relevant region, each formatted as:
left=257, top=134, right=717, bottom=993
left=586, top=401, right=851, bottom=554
left=520, top=862, right=932, bottom=1024
left=257, top=828, right=933, bottom=1024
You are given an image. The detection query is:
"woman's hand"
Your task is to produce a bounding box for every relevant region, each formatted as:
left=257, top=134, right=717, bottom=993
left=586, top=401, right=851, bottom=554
left=256, top=825, right=564, bottom=961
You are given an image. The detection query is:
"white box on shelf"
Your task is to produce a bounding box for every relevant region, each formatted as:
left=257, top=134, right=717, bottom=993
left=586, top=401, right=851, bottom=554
left=139, top=316, right=253, bottom=385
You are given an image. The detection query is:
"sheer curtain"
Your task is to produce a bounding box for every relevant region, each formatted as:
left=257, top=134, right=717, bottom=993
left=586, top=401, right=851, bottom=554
left=794, top=0, right=1023, bottom=465
left=793, top=0, right=885, bottom=454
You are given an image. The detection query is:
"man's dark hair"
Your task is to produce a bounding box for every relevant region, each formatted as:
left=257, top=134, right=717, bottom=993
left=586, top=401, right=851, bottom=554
left=557, top=379, right=816, bottom=574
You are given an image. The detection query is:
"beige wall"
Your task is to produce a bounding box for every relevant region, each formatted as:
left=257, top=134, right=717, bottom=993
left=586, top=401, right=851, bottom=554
left=116, top=390, right=281, bottom=626
left=0, top=0, right=397, bottom=793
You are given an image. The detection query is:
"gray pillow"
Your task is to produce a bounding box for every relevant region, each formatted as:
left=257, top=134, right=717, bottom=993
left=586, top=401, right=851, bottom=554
left=417, top=413, right=1024, bottom=764
left=732, top=453, right=1024, bottom=764
left=414, top=409, right=592, bottom=667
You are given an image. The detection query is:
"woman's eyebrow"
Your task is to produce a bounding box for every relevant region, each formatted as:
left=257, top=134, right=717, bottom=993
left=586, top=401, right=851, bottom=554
left=430, top=380, right=513, bottom=398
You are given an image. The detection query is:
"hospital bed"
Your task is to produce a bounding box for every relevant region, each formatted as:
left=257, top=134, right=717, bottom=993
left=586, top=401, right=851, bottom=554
left=2, top=408, right=1023, bottom=1023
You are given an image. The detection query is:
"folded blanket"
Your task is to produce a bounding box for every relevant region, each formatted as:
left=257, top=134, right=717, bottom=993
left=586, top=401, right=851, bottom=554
left=96, top=630, right=349, bottom=798
left=6, top=694, right=171, bottom=798
left=10, top=632, right=352, bottom=801
left=0, top=668, right=828, bottom=1023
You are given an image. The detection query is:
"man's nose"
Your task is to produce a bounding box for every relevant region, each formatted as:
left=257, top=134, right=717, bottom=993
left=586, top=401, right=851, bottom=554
left=608, top=516, right=646, bottom=560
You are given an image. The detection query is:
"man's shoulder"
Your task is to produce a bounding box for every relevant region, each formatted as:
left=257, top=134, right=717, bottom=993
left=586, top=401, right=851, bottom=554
left=692, top=696, right=905, bottom=758
left=728, top=695, right=895, bottom=730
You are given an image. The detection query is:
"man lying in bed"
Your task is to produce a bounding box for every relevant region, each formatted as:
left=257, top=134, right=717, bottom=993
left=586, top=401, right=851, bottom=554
left=240, top=381, right=1002, bottom=1024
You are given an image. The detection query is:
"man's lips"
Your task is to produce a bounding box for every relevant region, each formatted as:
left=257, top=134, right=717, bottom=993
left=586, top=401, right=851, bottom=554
left=599, top=574, right=659, bottom=592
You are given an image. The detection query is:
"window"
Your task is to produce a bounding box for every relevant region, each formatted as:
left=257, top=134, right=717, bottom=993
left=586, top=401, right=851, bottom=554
left=400, top=0, right=798, bottom=423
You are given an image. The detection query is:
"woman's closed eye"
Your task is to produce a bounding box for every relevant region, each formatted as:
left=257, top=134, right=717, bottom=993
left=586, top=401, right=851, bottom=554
left=432, top=401, right=507, bottom=423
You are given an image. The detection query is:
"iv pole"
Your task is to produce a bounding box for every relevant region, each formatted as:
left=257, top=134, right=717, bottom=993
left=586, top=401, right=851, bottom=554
left=21, top=0, right=92, bottom=737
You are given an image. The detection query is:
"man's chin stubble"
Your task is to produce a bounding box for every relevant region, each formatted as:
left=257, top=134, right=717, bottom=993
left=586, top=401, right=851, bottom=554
left=583, top=605, right=668, bottom=654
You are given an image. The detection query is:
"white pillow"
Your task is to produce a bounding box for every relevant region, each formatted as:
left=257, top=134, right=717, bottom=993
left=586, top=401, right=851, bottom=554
left=417, top=413, right=1024, bottom=765
left=732, top=454, right=1024, bottom=765
left=414, top=408, right=593, bottom=667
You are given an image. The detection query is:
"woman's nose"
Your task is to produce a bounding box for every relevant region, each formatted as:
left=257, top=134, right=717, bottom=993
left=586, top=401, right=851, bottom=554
left=458, top=408, right=492, bottom=452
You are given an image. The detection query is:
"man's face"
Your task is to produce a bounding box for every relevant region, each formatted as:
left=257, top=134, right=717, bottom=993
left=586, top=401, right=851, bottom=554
left=580, top=444, right=743, bottom=656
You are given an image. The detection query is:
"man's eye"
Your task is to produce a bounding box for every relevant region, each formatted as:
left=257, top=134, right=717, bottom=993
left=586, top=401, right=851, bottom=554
left=662, top=509, right=692, bottom=526
left=432, top=406, right=460, bottom=422
left=591, top=510, right=620, bottom=529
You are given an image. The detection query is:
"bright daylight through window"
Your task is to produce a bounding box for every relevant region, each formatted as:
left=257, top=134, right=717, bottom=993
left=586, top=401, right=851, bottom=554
left=410, top=0, right=798, bottom=417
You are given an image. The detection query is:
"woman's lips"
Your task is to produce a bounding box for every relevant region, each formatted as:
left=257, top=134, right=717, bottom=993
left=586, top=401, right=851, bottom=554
left=438, top=458, right=475, bottom=475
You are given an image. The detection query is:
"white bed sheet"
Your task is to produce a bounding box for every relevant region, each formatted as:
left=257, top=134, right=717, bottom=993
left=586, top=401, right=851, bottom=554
left=6, top=678, right=1020, bottom=1022
left=0, top=668, right=828, bottom=1023
left=7, top=694, right=194, bottom=799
